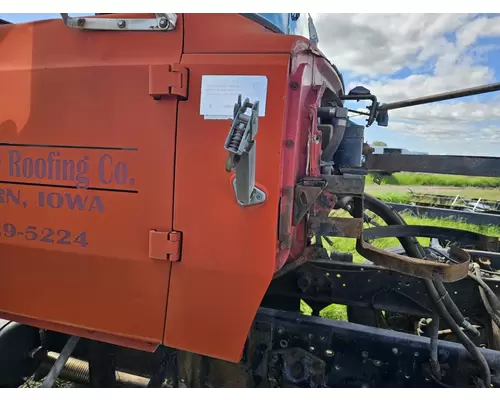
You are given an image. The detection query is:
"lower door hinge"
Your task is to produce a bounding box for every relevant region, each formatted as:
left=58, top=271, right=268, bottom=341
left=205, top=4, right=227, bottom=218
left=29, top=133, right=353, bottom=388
left=149, top=64, right=188, bottom=100
left=149, top=230, right=182, bottom=262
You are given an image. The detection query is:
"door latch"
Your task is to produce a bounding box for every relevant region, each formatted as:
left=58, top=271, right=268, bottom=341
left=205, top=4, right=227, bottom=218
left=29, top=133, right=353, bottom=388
left=224, top=95, right=266, bottom=207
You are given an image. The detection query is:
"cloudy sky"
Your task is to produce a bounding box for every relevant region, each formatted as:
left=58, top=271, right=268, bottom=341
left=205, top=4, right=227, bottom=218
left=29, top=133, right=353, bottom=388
left=2, top=13, right=500, bottom=156
left=312, top=13, right=500, bottom=156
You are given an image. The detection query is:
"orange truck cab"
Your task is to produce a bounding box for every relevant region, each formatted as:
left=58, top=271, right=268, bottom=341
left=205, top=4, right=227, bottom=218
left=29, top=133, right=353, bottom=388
left=0, top=13, right=344, bottom=363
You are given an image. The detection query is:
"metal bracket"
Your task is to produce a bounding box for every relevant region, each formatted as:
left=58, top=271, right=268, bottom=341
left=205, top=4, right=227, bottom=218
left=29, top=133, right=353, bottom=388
left=363, top=225, right=499, bottom=252
left=233, top=180, right=266, bottom=207
left=309, top=216, right=364, bottom=238
left=293, top=181, right=326, bottom=226
left=60, top=13, right=177, bottom=31
left=225, top=95, right=266, bottom=207
left=356, top=230, right=471, bottom=283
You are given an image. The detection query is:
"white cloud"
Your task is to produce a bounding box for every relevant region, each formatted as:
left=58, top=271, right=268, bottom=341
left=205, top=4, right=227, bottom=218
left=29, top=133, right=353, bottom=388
left=312, top=13, right=500, bottom=155
left=456, top=15, right=500, bottom=48
left=313, top=13, right=472, bottom=77
left=348, top=65, right=493, bottom=104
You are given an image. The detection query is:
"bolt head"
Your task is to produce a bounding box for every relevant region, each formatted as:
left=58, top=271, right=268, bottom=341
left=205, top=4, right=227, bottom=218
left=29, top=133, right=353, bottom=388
left=117, top=20, right=126, bottom=28
left=159, top=18, right=168, bottom=28
left=290, top=82, right=299, bottom=90
left=285, top=139, right=294, bottom=148
left=77, top=18, right=85, bottom=27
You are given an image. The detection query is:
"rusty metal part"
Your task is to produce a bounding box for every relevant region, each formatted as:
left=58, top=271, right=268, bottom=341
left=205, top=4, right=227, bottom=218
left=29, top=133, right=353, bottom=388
left=278, top=186, right=294, bottom=249
left=365, top=153, right=500, bottom=178
left=274, top=247, right=321, bottom=279
left=41, top=336, right=80, bottom=388
left=362, top=142, right=374, bottom=157
left=309, top=216, right=363, bottom=238
left=37, top=351, right=150, bottom=387
left=313, top=192, right=337, bottom=217
left=479, top=257, right=493, bottom=270
left=364, top=225, right=499, bottom=252
left=324, top=174, right=365, bottom=195
left=292, top=174, right=364, bottom=223
left=356, top=234, right=470, bottom=282
left=293, top=182, right=326, bottom=225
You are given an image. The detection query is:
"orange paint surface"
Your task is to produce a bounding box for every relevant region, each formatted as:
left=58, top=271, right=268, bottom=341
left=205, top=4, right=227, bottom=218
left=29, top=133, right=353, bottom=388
left=0, top=15, right=183, bottom=345
left=0, top=14, right=329, bottom=361
left=164, top=52, right=291, bottom=361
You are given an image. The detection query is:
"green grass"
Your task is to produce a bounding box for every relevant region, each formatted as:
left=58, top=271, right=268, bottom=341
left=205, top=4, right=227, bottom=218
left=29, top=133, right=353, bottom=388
left=366, top=185, right=500, bottom=201
left=372, top=192, right=412, bottom=204
left=324, top=213, right=500, bottom=263
left=367, top=172, right=500, bottom=188
left=301, top=213, right=500, bottom=322
left=300, top=301, right=347, bottom=321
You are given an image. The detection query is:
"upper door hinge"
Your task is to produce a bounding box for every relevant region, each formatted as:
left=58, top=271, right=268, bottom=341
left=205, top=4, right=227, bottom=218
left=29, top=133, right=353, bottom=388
left=149, top=64, right=188, bottom=100
left=149, top=230, right=182, bottom=262
left=61, top=13, right=178, bottom=32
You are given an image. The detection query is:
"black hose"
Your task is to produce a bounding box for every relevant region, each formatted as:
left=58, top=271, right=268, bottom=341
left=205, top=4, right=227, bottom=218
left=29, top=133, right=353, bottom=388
left=429, top=316, right=441, bottom=380
left=471, top=265, right=500, bottom=311
left=364, top=193, right=478, bottom=335
left=363, top=193, right=491, bottom=387
left=478, top=283, right=500, bottom=329
left=468, top=266, right=500, bottom=329
left=421, top=279, right=490, bottom=387
left=434, top=281, right=480, bottom=337
left=321, top=124, right=346, bottom=162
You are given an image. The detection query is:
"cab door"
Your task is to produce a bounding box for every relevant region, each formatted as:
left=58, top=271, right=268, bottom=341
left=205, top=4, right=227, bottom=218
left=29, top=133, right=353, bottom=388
left=0, top=14, right=184, bottom=348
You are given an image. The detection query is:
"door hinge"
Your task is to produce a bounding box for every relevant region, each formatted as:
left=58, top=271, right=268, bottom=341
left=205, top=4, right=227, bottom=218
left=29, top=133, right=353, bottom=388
left=149, top=230, right=182, bottom=262
left=149, top=64, right=188, bottom=100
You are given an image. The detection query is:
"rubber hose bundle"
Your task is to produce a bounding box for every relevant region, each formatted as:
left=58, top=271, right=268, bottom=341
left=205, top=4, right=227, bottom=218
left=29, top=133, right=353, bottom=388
left=362, top=193, right=491, bottom=388
left=469, top=264, right=500, bottom=329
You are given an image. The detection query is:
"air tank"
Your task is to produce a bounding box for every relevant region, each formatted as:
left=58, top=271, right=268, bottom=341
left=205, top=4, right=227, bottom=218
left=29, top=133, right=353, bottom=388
left=333, top=120, right=365, bottom=168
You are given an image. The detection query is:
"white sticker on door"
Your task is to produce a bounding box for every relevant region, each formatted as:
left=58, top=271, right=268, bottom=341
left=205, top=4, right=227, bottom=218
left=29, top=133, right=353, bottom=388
left=200, top=75, right=268, bottom=120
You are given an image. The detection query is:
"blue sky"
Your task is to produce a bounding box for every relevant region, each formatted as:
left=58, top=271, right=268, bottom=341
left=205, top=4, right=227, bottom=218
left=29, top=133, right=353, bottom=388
left=2, top=13, right=500, bottom=156
left=313, top=13, right=500, bottom=156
